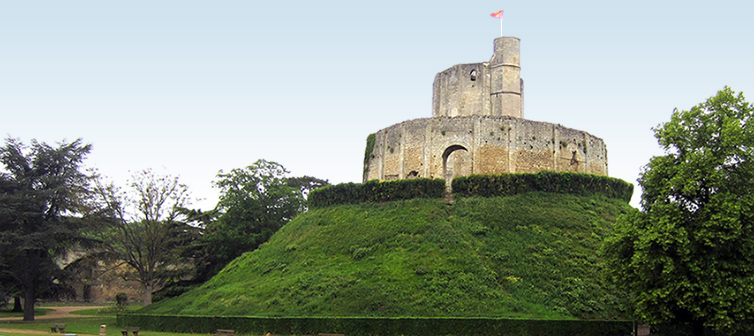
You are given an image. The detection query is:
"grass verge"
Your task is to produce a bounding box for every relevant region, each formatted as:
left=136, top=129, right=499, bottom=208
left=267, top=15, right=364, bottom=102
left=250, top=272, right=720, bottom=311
left=0, top=315, right=216, bottom=336
left=0, top=309, right=52, bottom=318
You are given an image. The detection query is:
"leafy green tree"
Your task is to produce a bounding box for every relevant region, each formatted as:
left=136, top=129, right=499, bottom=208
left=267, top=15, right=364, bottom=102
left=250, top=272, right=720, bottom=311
left=0, top=138, right=92, bottom=320
left=203, top=160, right=327, bottom=275
left=93, top=169, right=198, bottom=305
left=602, top=87, right=754, bottom=335
left=287, top=175, right=330, bottom=211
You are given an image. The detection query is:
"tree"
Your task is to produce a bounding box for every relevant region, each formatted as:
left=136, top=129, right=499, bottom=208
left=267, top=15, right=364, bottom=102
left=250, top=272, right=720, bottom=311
left=93, top=169, right=197, bottom=305
left=602, top=87, right=754, bottom=335
left=0, top=138, right=92, bottom=320
left=202, top=160, right=327, bottom=274
left=287, top=175, right=330, bottom=212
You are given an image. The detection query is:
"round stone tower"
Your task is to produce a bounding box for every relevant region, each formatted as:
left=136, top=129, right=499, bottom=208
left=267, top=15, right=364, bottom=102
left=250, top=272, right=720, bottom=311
left=489, top=36, right=523, bottom=118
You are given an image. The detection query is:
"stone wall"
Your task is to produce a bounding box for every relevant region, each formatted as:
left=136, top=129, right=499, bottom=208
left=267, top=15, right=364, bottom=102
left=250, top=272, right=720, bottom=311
left=432, top=63, right=491, bottom=117
left=363, top=116, right=608, bottom=182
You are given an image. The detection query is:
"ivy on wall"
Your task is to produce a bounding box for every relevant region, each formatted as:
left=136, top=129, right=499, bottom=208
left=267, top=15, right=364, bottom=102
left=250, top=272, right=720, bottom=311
left=362, top=133, right=376, bottom=179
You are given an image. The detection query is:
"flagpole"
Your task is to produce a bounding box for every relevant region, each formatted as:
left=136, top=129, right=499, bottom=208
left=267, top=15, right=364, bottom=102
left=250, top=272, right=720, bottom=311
left=490, top=10, right=504, bottom=37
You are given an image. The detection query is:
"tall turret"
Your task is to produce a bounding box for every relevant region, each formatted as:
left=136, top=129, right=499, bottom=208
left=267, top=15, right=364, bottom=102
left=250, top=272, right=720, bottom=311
left=432, top=36, right=524, bottom=118
left=489, top=36, right=523, bottom=118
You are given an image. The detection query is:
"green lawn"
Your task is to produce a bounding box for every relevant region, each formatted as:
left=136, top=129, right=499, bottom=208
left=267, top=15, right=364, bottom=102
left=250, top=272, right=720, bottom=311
left=144, top=193, right=633, bottom=320
left=0, top=315, right=229, bottom=336
left=0, top=309, right=52, bottom=318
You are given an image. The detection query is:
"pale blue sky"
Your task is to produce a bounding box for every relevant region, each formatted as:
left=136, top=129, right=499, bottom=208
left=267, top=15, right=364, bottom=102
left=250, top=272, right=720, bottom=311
left=2, top=1, right=752, bottom=209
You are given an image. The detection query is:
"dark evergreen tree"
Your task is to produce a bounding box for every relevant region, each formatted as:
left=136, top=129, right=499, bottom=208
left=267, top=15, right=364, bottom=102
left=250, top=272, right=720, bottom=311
left=0, top=138, right=92, bottom=320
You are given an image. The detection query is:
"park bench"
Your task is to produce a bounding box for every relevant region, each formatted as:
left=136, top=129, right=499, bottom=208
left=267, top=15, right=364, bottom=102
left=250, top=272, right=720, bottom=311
left=50, top=324, right=66, bottom=333
left=214, top=329, right=234, bottom=336
left=121, top=327, right=139, bottom=336
left=318, top=334, right=345, bottom=336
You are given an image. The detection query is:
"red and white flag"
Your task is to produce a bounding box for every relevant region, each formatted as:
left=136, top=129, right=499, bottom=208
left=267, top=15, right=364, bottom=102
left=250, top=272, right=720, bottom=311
left=491, top=10, right=504, bottom=36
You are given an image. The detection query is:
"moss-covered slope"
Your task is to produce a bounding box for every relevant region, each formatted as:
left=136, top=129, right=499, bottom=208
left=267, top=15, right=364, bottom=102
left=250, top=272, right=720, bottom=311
left=142, top=192, right=633, bottom=319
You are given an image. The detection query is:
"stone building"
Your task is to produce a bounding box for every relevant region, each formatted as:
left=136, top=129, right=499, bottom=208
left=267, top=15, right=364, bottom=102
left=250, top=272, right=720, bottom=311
left=363, top=37, right=608, bottom=185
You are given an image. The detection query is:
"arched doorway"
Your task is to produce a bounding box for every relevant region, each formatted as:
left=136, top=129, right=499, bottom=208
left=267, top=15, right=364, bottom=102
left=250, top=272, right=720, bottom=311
left=442, top=145, right=471, bottom=192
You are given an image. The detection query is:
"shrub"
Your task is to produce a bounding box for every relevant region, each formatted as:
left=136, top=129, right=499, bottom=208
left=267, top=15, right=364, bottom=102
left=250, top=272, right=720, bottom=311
left=116, top=293, right=129, bottom=308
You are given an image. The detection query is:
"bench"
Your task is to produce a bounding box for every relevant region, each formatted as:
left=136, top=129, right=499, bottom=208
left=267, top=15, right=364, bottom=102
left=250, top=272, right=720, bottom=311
left=50, top=324, right=66, bottom=333
left=121, top=327, right=139, bottom=336
left=318, top=334, right=345, bottom=336
left=214, top=330, right=234, bottom=336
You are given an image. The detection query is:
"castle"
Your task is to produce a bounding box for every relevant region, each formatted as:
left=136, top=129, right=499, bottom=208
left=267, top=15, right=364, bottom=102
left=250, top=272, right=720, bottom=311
left=363, top=37, right=608, bottom=185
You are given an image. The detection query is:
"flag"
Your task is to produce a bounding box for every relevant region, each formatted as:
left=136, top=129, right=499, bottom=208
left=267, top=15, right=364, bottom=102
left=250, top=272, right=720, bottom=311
left=490, top=10, right=503, bottom=19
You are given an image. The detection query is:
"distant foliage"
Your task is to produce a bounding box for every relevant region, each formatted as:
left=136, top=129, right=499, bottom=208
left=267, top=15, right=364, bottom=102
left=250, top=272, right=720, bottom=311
left=309, top=178, right=445, bottom=208
left=452, top=171, right=633, bottom=202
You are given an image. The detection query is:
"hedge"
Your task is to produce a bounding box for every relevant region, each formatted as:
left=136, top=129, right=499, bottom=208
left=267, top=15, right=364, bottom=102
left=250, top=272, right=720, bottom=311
left=452, top=171, right=633, bottom=202
left=309, top=178, right=445, bottom=208
left=117, top=314, right=633, bottom=336
left=309, top=172, right=632, bottom=208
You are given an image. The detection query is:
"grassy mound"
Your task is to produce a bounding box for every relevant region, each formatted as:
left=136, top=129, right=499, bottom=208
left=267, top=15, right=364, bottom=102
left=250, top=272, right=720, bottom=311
left=142, top=192, right=633, bottom=319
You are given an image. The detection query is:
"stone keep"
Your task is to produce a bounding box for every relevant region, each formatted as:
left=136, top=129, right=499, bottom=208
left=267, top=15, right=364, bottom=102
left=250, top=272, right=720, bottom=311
left=363, top=37, right=608, bottom=183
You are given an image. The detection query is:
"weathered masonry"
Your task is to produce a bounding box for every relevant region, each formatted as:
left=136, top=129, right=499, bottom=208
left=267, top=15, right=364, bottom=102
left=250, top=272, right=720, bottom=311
left=363, top=36, right=608, bottom=183
left=433, top=36, right=524, bottom=118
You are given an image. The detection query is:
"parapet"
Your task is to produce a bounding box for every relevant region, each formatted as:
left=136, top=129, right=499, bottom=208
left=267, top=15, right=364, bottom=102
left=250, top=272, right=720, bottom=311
left=363, top=116, right=608, bottom=182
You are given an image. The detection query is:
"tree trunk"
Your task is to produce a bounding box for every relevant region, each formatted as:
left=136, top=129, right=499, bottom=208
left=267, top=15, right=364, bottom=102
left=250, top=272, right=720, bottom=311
left=23, top=285, right=35, bottom=321
left=12, top=296, right=22, bottom=312
left=142, top=283, right=153, bottom=305
left=691, top=320, right=704, bottom=336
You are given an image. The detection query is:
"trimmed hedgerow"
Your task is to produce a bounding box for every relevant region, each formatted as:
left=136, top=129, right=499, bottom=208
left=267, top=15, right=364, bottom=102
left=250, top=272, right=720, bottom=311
left=118, top=314, right=633, bottom=336
left=452, top=171, right=633, bottom=202
left=310, top=172, right=631, bottom=208
left=309, top=178, right=445, bottom=208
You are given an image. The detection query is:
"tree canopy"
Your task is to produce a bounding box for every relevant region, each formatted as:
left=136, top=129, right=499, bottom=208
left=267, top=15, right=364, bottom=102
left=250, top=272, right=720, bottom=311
left=201, top=160, right=327, bottom=274
left=0, top=138, right=93, bottom=320
left=602, top=87, right=754, bottom=335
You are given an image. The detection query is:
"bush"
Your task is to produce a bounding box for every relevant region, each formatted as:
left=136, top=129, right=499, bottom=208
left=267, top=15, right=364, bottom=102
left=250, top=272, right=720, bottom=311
left=116, top=293, right=129, bottom=308
left=452, top=171, right=633, bottom=202
left=309, top=178, right=445, bottom=208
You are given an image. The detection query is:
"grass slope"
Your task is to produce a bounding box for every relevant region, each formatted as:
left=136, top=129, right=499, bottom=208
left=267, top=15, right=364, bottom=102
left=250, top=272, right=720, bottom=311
left=142, top=192, right=633, bottom=319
